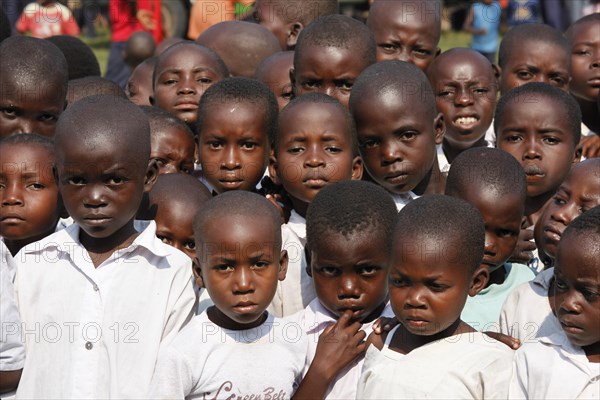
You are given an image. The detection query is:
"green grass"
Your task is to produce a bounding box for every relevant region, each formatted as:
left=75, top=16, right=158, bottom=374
left=439, top=30, right=471, bottom=51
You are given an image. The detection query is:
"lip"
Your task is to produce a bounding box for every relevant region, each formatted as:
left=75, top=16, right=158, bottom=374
left=233, top=301, right=259, bottom=313
left=218, top=176, right=243, bottom=189
left=587, top=77, right=600, bottom=87
left=481, top=259, right=498, bottom=268
left=83, top=215, right=112, bottom=225
left=543, top=223, right=563, bottom=243
left=173, top=100, right=199, bottom=111
left=559, top=319, right=584, bottom=335
left=403, top=316, right=430, bottom=329
left=337, top=306, right=364, bottom=318
left=452, top=114, right=480, bottom=131
left=0, top=213, right=25, bottom=223
left=303, top=178, right=328, bottom=189
left=384, top=170, right=410, bottom=185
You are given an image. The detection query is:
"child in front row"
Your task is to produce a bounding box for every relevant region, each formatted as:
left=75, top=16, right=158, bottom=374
left=148, top=191, right=306, bottom=398
left=350, top=60, right=446, bottom=210
left=358, top=195, right=513, bottom=399
left=292, top=180, right=396, bottom=400
left=268, top=93, right=363, bottom=317
left=14, top=95, right=196, bottom=398
left=510, top=205, right=600, bottom=399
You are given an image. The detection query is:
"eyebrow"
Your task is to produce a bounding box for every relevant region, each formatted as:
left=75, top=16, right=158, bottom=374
left=159, top=67, right=216, bottom=75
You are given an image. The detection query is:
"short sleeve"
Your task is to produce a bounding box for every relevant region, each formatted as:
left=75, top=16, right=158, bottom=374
left=0, top=243, right=25, bottom=371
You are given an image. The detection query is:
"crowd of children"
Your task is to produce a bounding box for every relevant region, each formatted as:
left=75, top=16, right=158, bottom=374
left=1, top=0, right=599, bottom=398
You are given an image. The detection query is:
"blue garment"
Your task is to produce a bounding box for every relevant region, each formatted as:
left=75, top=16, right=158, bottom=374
left=470, top=1, right=501, bottom=54
left=507, top=0, right=542, bottom=26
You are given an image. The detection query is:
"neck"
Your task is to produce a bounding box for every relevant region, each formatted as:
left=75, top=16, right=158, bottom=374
left=576, top=97, right=600, bottom=134
left=289, top=197, right=308, bottom=219
left=390, top=318, right=474, bottom=354
left=584, top=341, right=600, bottom=363
left=413, top=157, right=446, bottom=196
left=487, top=264, right=507, bottom=287
left=5, top=226, right=57, bottom=257
left=360, top=299, right=388, bottom=324
left=79, top=219, right=139, bottom=268
left=442, top=137, right=487, bottom=165
left=525, top=192, right=554, bottom=226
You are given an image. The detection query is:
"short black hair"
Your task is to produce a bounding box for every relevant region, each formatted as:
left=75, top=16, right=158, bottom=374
left=196, top=77, right=279, bottom=145
left=394, top=195, right=485, bottom=272
left=306, top=180, right=397, bottom=253
left=275, top=92, right=358, bottom=155
left=566, top=12, right=600, bottom=39
left=54, top=95, right=151, bottom=169
left=445, top=147, right=527, bottom=202
left=349, top=60, right=436, bottom=119
left=46, top=35, right=101, bottom=80
left=0, top=8, right=11, bottom=44
left=193, top=190, right=282, bottom=248
left=561, top=204, right=600, bottom=255
left=294, top=14, right=376, bottom=70
left=144, top=173, right=212, bottom=219
left=67, top=76, right=127, bottom=106
left=256, top=0, right=339, bottom=26
left=498, top=23, right=570, bottom=69
left=367, top=0, right=442, bottom=44
left=140, top=106, right=194, bottom=140
left=0, top=132, right=54, bottom=154
left=494, top=82, right=581, bottom=146
left=124, top=31, right=156, bottom=68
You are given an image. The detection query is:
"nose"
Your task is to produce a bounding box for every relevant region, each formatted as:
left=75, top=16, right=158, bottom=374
left=161, top=163, right=178, bottom=174
left=83, top=184, right=107, bottom=208
left=304, top=144, right=325, bottom=168
left=404, top=285, right=427, bottom=309
left=455, top=88, right=473, bottom=106
left=232, top=266, right=254, bottom=294
left=591, top=57, right=600, bottom=69
left=177, top=76, right=197, bottom=95
left=337, top=273, right=360, bottom=299
left=13, top=119, right=36, bottom=134
left=523, top=137, right=541, bottom=160
left=558, top=290, right=582, bottom=315
left=221, top=146, right=240, bottom=170
left=380, top=139, right=402, bottom=166
left=483, top=233, right=496, bottom=259
left=1, top=183, right=24, bottom=206
left=551, top=201, right=577, bottom=226
left=396, top=49, right=410, bottom=63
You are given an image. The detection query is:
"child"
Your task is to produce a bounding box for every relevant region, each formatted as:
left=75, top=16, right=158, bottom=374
left=255, top=51, right=294, bottom=111
left=16, top=0, right=80, bottom=39
left=349, top=60, right=446, bottom=210
left=197, top=20, right=282, bottom=77
left=151, top=41, right=229, bottom=127
left=268, top=93, right=363, bottom=316
left=141, top=106, right=196, bottom=175
left=497, top=23, right=571, bottom=95
left=46, top=35, right=101, bottom=80
left=13, top=95, right=196, bottom=398
left=148, top=191, right=306, bottom=398
left=126, top=57, right=156, bottom=106
left=427, top=48, right=500, bottom=174
left=67, top=76, right=127, bottom=107
left=357, top=195, right=513, bottom=399
left=122, top=31, right=156, bottom=72
left=500, top=158, right=600, bottom=342
left=0, top=36, right=68, bottom=139
left=292, top=14, right=376, bottom=108
left=366, top=0, right=441, bottom=71
left=509, top=205, right=600, bottom=399
left=0, top=134, right=66, bottom=256
left=292, top=180, right=396, bottom=400
left=197, top=77, right=278, bottom=194
left=252, top=0, right=338, bottom=49
left=445, top=147, right=535, bottom=329
left=566, top=14, right=600, bottom=158
left=463, top=0, right=501, bottom=63
left=495, top=82, right=582, bottom=227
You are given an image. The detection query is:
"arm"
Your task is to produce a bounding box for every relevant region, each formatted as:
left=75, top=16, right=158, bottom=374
left=0, top=370, right=22, bottom=394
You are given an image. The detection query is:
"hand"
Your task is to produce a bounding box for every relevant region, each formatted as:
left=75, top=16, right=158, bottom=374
left=577, top=134, right=600, bottom=159
left=371, top=316, right=399, bottom=335
left=266, top=193, right=291, bottom=224
left=509, top=228, right=535, bottom=265
left=136, top=9, right=157, bottom=30
left=484, top=331, right=521, bottom=350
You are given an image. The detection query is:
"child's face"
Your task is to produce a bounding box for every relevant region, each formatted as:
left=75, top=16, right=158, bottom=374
left=0, top=74, right=65, bottom=139
left=569, top=21, right=600, bottom=102
left=496, top=97, right=578, bottom=198
left=367, top=8, right=439, bottom=71
left=56, top=137, right=153, bottom=240
left=154, top=200, right=196, bottom=259
left=270, top=102, right=362, bottom=211
left=389, top=236, right=477, bottom=336
left=150, top=127, right=196, bottom=175
left=309, top=229, right=390, bottom=323
left=195, top=214, right=287, bottom=329
left=499, top=41, right=570, bottom=94
left=536, top=162, right=600, bottom=260
left=553, top=234, right=600, bottom=349
left=256, top=54, right=294, bottom=112
left=152, top=45, right=226, bottom=124
left=126, top=62, right=154, bottom=106
left=253, top=0, right=290, bottom=49
left=0, top=143, right=61, bottom=242
left=353, top=92, right=444, bottom=195
left=429, top=53, right=498, bottom=150
left=292, top=45, right=367, bottom=108
left=199, top=102, right=270, bottom=193
left=459, top=187, right=523, bottom=270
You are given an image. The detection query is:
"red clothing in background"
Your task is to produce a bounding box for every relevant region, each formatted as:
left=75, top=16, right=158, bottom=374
left=109, top=0, right=162, bottom=43
left=16, top=1, right=80, bottom=38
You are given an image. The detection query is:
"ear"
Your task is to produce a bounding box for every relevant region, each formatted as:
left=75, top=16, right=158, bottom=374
left=285, top=22, right=303, bottom=49
left=573, top=146, right=582, bottom=163
left=268, top=152, right=281, bottom=185
left=144, top=158, right=159, bottom=192
left=278, top=249, right=289, bottom=281
left=350, top=155, right=363, bottom=181
left=469, top=265, right=490, bottom=297
left=491, top=63, right=501, bottom=86
left=433, top=112, right=445, bottom=145
left=194, top=135, right=200, bottom=164
left=192, top=257, right=205, bottom=288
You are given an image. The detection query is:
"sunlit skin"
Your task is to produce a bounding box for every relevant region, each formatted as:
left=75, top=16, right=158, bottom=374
left=194, top=214, right=288, bottom=330
left=553, top=233, right=600, bottom=362
left=126, top=61, right=154, bottom=106
left=150, top=126, right=196, bottom=175
left=252, top=0, right=300, bottom=49
left=499, top=41, right=570, bottom=94
left=366, top=1, right=440, bottom=70
left=199, top=102, right=270, bottom=193
left=269, top=101, right=362, bottom=217
left=535, top=160, right=600, bottom=261
left=292, top=45, right=369, bottom=108
left=0, top=143, right=63, bottom=255
left=154, top=199, right=197, bottom=259
left=255, top=51, right=294, bottom=112
left=308, top=229, right=390, bottom=324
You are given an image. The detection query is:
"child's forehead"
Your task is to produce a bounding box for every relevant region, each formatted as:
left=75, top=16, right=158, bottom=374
left=565, top=160, right=600, bottom=188
left=369, top=1, right=441, bottom=33
left=430, top=52, right=491, bottom=81
left=557, top=233, right=600, bottom=276
left=509, top=39, right=569, bottom=64
left=157, top=45, right=219, bottom=71
left=569, top=20, right=600, bottom=43
left=0, top=142, right=54, bottom=164
left=298, top=43, right=366, bottom=69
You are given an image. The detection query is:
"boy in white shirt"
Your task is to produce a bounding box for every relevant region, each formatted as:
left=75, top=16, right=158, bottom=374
left=148, top=191, right=306, bottom=399
left=510, top=206, right=600, bottom=399
left=14, top=96, right=196, bottom=398
left=358, top=195, right=513, bottom=399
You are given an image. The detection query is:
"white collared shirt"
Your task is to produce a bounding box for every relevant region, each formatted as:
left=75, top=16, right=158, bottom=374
left=14, top=221, right=196, bottom=399
left=436, top=128, right=496, bottom=176
left=510, top=331, right=600, bottom=399
left=392, top=191, right=420, bottom=211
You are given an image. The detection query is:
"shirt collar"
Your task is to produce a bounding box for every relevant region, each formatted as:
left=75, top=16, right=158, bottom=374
left=436, top=143, right=451, bottom=174
left=286, top=210, right=306, bottom=240
left=392, top=191, right=419, bottom=211
left=532, top=267, right=554, bottom=290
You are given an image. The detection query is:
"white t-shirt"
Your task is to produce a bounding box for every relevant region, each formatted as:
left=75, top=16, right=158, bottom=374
left=357, top=325, right=514, bottom=399
left=268, top=210, right=317, bottom=317
left=510, top=331, right=600, bottom=399
left=14, top=222, right=196, bottom=399
left=499, top=267, right=561, bottom=343
left=291, top=298, right=393, bottom=400
left=148, top=310, right=307, bottom=399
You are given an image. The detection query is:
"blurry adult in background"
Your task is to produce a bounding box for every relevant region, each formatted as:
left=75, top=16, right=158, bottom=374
left=187, top=0, right=253, bottom=40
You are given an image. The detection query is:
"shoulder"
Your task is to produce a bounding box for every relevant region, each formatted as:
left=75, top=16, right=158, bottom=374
left=15, top=224, right=79, bottom=262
